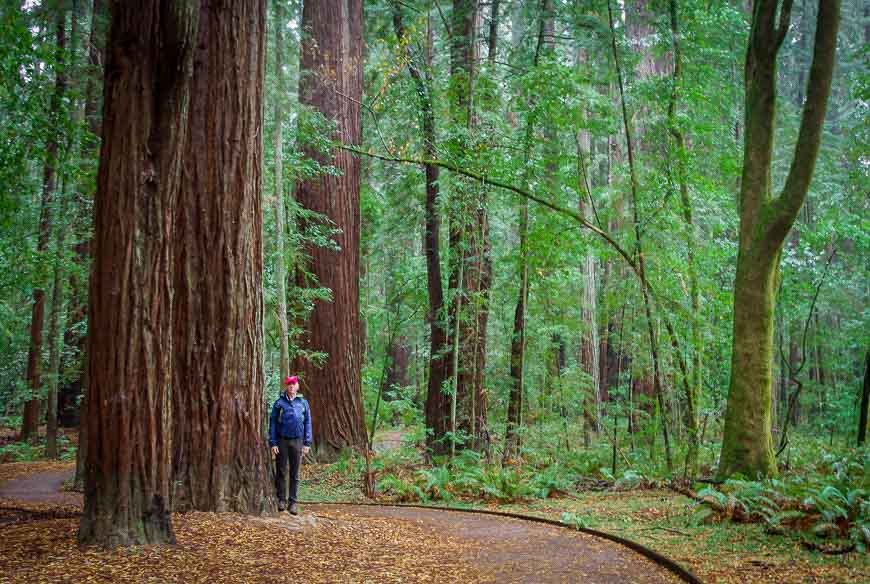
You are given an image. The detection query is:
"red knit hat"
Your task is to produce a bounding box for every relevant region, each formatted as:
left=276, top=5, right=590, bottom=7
left=285, top=375, right=299, bottom=385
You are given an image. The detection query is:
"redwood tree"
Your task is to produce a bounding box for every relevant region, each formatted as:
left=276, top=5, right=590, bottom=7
left=295, top=0, right=366, bottom=461
left=171, top=0, right=272, bottom=513
left=718, top=0, right=840, bottom=479
left=78, top=0, right=198, bottom=547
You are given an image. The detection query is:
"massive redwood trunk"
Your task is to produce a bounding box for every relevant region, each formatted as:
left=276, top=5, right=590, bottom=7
left=294, top=0, right=366, bottom=461
left=78, top=0, right=198, bottom=547
left=171, top=0, right=272, bottom=513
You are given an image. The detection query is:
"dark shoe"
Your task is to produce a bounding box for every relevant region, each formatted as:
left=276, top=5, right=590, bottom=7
left=277, top=500, right=286, bottom=511
left=289, top=502, right=298, bottom=516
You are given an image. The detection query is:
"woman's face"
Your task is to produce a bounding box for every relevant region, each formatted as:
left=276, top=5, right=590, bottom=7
left=286, top=382, right=299, bottom=397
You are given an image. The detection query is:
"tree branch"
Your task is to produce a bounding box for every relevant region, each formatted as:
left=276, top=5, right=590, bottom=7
left=340, top=144, right=639, bottom=274
left=768, top=0, right=840, bottom=243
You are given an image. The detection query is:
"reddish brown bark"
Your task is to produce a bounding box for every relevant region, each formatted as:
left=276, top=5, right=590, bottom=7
left=294, top=0, right=366, bottom=461
left=170, top=0, right=272, bottom=513
left=78, top=0, right=198, bottom=547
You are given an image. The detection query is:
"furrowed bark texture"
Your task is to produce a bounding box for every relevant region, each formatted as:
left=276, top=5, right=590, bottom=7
left=171, top=0, right=272, bottom=513
left=719, top=0, right=839, bottom=479
left=78, top=0, right=198, bottom=547
left=295, top=0, right=366, bottom=461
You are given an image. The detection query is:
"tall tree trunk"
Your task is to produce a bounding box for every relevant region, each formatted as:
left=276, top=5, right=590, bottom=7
left=21, top=6, right=67, bottom=443
left=667, top=0, right=701, bottom=477
left=45, top=193, right=67, bottom=460
left=78, top=0, right=198, bottom=547
left=504, top=0, right=551, bottom=461
left=171, top=0, right=271, bottom=514
left=295, top=0, right=366, bottom=461
left=393, top=7, right=451, bottom=455
left=446, top=0, right=492, bottom=453
left=608, top=0, right=673, bottom=473
left=719, top=0, right=840, bottom=479
left=73, top=0, right=106, bottom=489
left=503, top=124, right=530, bottom=460
left=858, top=352, right=869, bottom=446
left=272, top=0, right=290, bottom=380
left=574, top=29, right=602, bottom=434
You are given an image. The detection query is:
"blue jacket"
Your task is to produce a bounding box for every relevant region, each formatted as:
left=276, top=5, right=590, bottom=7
left=269, top=393, right=313, bottom=447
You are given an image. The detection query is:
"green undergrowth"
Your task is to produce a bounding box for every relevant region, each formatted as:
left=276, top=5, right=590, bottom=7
left=0, top=433, right=76, bottom=463
left=301, top=426, right=869, bottom=581
left=690, top=447, right=870, bottom=553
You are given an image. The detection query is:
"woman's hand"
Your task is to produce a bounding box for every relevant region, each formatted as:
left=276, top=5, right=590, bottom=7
left=302, top=446, right=310, bottom=456
left=271, top=446, right=279, bottom=456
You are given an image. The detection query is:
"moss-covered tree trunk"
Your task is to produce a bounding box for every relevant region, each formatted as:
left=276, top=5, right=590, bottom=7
left=718, top=0, right=839, bottom=479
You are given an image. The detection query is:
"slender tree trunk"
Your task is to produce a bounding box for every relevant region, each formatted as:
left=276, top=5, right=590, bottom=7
left=21, top=7, right=67, bottom=443
left=719, top=0, right=840, bottom=479
left=608, top=1, right=673, bottom=473
left=503, top=139, right=530, bottom=461
left=393, top=8, right=451, bottom=455
left=72, top=0, right=106, bottom=488
left=78, top=0, right=198, bottom=547
left=295, top=0, right=366, bottom=461
left=504, top=0, right=551, bottom=461
left=447, top=0, right=488, bottom=452
left=45, top=200, right=66, bottom=460
left=575, top=82, right=601, bottom=435
left=667, top=0, right=701, bottom=476
left=858, top=352, right=869, bottom=446
left=272, top=0, right=290, bottom=380
left=487, top=0, right=500, bottom=65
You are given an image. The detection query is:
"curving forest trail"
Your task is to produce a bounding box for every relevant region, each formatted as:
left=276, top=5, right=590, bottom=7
left=0, top=467, right=692, bottom=583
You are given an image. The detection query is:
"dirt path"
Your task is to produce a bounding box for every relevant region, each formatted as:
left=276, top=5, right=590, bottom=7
left=310, top=504, right=687, bottom=583
left=0, top=467, right=694, bottom=583
left=0, top=469, right=81, bottom=506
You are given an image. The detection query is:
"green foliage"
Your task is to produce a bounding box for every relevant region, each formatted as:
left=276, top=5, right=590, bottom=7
left=692, top=448, right=870, bottom=551
left=0, top=434, right=75, bottom=462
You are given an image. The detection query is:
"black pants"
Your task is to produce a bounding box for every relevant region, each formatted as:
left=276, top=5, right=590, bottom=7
left=275, top=437, right=303, bottom=503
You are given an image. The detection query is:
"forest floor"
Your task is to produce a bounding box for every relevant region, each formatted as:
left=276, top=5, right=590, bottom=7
left=1, top=428, right=867, bottom=583
left=299, top=450, right=869, bottom=584
left=1, top=461, right=682, bottom=583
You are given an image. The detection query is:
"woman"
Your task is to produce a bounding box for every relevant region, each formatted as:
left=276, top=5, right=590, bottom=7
left=269, top=375, right=312, bottom=514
